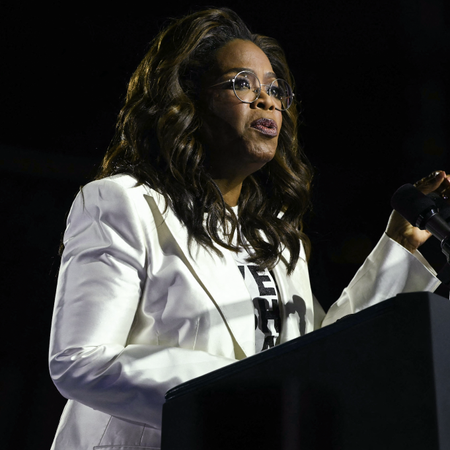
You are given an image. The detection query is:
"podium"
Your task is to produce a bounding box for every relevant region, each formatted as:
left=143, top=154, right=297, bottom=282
left=161, top=292, right=450, bottom=449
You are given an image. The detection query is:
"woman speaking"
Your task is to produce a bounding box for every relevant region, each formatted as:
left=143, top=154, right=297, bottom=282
left=49, top=7, right=448, bottom=449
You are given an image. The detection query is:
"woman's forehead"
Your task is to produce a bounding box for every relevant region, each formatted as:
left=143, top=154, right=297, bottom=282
left=214, top=39, right=275, bottom=79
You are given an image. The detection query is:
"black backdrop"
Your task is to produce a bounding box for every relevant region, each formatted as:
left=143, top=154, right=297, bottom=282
left=1, top=2, right=449, bottom=448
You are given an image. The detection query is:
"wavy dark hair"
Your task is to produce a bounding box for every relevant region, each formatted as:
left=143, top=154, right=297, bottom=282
left=96, top=7, right=313, bottom=274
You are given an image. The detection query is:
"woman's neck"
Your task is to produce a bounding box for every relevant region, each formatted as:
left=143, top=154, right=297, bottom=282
left=212, top=178, right=243, bottom=206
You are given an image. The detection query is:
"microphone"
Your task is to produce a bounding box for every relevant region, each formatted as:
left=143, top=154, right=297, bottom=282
left=427, top=192, right=450, bottom=223
left=391, top=183, right=450, bottom=260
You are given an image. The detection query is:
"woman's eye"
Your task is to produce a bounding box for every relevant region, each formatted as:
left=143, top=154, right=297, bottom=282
left=234, top=77, right=252, bottom=90
left=269, top=86, right=283, bottom=99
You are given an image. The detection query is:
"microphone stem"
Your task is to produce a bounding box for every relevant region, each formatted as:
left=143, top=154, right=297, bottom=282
left=441, top=238, right=450, bottom=263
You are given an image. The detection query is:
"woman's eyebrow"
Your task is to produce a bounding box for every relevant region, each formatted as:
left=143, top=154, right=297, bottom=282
left=265, top=71, right=277, bottom=80
left=221, top=68, right=278, bottom=79
left=221, top=67, right=253, bottom=76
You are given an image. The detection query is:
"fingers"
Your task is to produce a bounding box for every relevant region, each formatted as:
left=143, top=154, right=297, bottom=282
left=414, top=170, right=450, bottom=196
left=439, top=175, right=450, bottom=200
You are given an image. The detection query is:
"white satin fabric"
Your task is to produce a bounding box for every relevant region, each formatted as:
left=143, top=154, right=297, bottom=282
left=49, top=174, right=440, bottom=449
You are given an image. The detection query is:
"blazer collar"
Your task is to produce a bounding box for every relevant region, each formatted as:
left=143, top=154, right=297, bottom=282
left=144, top=191, right=255, bottom=358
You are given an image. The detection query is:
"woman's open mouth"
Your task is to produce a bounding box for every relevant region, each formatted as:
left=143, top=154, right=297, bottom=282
left=250, top=118, right=278, bottom=137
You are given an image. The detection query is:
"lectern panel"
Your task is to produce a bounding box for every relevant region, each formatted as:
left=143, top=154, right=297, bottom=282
left=162, top=292, right=450, bottom=450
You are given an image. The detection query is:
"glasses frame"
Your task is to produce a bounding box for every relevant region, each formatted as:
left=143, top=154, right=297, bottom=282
left=210, top=70, right=294, bottom=111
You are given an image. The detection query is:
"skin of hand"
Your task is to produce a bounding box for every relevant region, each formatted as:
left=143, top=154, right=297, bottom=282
left=386, top=171, right=450, bottom=253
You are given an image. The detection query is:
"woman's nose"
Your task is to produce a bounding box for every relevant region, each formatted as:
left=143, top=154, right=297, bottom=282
left=253, top=88, right=276, bottom=110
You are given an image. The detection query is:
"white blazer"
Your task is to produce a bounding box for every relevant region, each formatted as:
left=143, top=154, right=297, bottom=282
left=49, top=174, right=440, bottom=449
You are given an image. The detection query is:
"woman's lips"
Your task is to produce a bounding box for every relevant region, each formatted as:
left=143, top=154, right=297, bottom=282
left=250, top=118, right=278, bottom=137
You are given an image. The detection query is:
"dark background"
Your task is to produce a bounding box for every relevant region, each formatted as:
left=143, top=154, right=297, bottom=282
left=1, top=1, right=449, bottom=448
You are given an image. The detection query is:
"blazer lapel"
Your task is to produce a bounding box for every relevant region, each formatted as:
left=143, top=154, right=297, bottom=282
left=144, top=192, right=255, bottom=359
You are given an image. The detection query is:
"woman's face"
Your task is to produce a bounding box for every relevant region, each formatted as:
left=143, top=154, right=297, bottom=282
left=200, top=39, right=283, bottom=181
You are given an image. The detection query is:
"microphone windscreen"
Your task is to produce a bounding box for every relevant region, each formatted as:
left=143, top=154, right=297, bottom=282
left=390, top=184, right=436, bottom=227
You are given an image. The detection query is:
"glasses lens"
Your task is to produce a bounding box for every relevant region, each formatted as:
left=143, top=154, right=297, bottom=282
left=268, top=79, right=293, bottom=110
left=233, top=71, right=260, bottom=103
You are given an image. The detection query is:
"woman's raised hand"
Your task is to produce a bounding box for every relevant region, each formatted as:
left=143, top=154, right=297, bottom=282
left=386, top=171, right=450, bottom=252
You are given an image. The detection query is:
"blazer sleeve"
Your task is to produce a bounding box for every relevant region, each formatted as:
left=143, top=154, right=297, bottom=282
left=49, top=179, right=236, bottom=429
left=322, top=233, right=441, bottom=327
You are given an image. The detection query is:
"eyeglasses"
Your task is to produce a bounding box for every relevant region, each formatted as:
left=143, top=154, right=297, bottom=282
left=210, top=70, right=294, bottom=111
